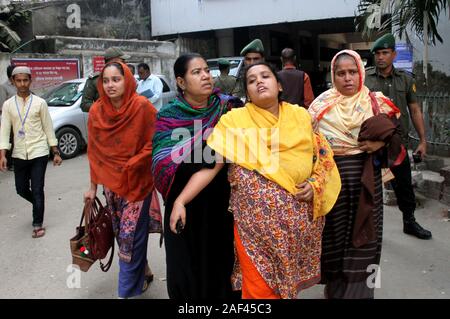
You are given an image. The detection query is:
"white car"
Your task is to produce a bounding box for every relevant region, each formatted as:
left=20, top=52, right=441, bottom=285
left=44, top=75, right=176, bottom=159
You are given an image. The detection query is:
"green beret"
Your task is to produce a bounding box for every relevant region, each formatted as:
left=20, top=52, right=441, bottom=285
left=104, top=47, right=131, bottom=61
left=371, top=33, right=396, bottom=53
left=240, top=39, right=264, bottom=56
left=217, top=58, right=230, bottom=66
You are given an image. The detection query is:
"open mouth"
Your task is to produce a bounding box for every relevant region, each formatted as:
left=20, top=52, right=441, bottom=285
left=257, top=86, right=267, bottom=93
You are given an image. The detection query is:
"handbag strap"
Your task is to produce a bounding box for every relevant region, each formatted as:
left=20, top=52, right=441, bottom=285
left=80, top=199, right=94, bottom=230
left=78, top=204, right=86, bottom=228
left=94, top=196, right=104, bottom=210
left=94, top=196, right=114, bottom=272
left=86, top=197, right=103, bottom=227
left=99, top=236, right=115, bottom=272
left=84, top=198, right=99, bottom=232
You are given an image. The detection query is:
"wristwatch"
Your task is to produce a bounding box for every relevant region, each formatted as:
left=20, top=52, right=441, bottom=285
left=53, top=149, right=61, bottom=157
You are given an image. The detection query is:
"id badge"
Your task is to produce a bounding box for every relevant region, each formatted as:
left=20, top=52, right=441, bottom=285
left=18, top=129, right=25, bottom=138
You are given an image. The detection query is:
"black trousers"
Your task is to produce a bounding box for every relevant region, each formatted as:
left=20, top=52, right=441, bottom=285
left=13, top=155, right=48, bottom=227
left=390, top=154, right=416, bottom=222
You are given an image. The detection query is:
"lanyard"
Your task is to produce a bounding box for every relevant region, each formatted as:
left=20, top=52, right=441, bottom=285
left=15, top=94, right=33, bottom=132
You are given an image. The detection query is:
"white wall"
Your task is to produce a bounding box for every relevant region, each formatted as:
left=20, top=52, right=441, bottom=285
left=151, top=0, right=359, bottom=36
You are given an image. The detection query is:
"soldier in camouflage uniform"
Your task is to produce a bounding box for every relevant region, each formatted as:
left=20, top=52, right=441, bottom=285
left=81, top=47, right=131, bottom=112
left=365, top=33, right=432, bottom=240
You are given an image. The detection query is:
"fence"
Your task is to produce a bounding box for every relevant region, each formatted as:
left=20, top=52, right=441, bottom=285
left=409, top=92, right=450, bottom=156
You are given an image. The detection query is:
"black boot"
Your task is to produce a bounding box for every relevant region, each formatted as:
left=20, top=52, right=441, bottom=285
left=403, top=220, right=432, bottom=240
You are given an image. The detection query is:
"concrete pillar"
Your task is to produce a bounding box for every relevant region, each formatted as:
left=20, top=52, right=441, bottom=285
left=216, top=29, right=234, bottom=57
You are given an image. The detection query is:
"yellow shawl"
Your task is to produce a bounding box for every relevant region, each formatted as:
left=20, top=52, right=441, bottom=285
left=207, top=101, right=341, bottom=219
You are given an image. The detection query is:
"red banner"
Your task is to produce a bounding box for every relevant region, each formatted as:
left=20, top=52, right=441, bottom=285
left=11, top=58, right=80, bottom=92
left=93, top=56, right=105, bottom=73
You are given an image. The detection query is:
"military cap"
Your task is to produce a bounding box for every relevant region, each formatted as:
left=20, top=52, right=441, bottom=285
left=240, top=39, right=264, bottom=56
left=217, top=58, right=231, bottom=66
left=104, top=47, right=131, bottom=61
left=371, top=33, right=396, bottom=53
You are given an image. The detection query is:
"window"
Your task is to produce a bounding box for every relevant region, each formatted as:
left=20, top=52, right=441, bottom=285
left=159, top=78, right=170, bottom=93
left=43, top=82, right=83, bottom=106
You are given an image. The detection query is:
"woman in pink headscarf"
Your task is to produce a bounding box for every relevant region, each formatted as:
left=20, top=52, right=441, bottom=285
left=309, top=50, right=406, bottom=299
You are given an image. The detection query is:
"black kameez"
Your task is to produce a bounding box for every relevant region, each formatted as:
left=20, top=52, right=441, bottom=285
left=163, top=154, right=235, bottom=299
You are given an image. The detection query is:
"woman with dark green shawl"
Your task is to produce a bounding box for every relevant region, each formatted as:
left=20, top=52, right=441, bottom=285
left=152, top=53, right=242, bottom=299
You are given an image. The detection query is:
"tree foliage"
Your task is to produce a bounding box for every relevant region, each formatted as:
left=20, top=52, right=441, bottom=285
left=356, top=0, right=449, bottom=45
left=0, top=1, right=32, bottom=51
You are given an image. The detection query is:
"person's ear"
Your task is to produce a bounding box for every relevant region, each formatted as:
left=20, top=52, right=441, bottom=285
left=392, top=50, right=397, bottom=60
left=176, top=77, right=186, bottom=91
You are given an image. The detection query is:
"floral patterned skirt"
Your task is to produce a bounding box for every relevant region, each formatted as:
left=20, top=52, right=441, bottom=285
left=104, top=188, right=162, bottom=263
left=228, top=165, right=325, bottom=299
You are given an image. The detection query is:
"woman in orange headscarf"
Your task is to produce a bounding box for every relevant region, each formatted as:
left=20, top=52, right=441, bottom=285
left=84, top=61, right=161, bottom=298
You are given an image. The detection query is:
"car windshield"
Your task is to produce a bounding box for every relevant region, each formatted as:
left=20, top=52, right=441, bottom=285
left=43, top=82, right=83, bottom=106
left=207, top=59, right=242, bottom=78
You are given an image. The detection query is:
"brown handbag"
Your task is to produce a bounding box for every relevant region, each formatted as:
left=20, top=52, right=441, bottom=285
left=70, top=197, right=114, bottom=272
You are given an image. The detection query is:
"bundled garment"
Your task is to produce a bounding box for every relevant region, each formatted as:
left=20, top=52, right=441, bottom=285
left=354, top=113, right=406, bottom=247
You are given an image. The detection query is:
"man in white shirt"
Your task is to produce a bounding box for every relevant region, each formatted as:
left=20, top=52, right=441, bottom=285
left=137, top=63, right=163, bottom=111
left=0, top=66, right=62, bottom=238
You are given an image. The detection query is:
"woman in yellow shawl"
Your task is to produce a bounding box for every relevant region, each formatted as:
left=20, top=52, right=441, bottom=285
left=170, top=62, right=340, bottom=299
left=309, top=50, right=404, bottom=299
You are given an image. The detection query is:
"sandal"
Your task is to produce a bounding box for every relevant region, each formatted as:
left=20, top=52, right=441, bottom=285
left=32, top=227, right=46, bottom=238
left=142, top=273, right=154, bottom=293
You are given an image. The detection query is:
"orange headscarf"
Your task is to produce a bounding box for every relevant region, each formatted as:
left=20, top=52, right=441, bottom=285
left=88, top=61, right=157, bottom=202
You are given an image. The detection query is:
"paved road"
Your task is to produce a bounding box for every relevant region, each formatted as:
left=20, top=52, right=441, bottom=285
left=0, top=153, right=449, bottom=299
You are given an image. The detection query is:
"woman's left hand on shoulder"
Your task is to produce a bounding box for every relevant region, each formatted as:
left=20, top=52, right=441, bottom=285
left=295, top=181, right=314, bottom=202
left=358, top=140, right=385, bottom=154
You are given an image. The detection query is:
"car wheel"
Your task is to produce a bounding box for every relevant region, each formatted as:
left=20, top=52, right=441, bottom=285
left=56, top=127, right=81, bottom=159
